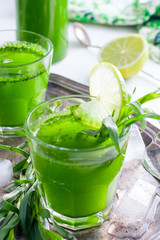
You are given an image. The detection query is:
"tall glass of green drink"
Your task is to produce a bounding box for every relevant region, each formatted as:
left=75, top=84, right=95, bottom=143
left=16, top=0, right=68, bottom=63
left=25, top=95, right=130, bottom=230
left=0, top=30, right=53, bottom=138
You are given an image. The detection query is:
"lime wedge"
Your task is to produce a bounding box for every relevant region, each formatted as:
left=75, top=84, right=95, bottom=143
left=98, top=33, right=149, bottom=79
left=77, top=62, right=128, bottom=127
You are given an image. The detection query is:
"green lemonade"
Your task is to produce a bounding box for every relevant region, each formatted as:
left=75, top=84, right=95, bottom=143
left=0, top=42, right=49, bottom=127
left=30, top=110, right=127, bottom=219
left=16, top=0, right=68, bottom=63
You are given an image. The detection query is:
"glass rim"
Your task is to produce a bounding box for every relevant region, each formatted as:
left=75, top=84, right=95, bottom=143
left=0, top=29, right=53, bottom=68
left=25, top=95, right=129, bottom=153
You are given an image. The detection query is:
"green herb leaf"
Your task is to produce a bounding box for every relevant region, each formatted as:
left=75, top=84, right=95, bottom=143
left=13, top=158, right=28, bottom=173
left=0, top=214, right=19, bottom=240
left=127, top=101, right=146, bottom=131
left=17, top=140, right=28, bottom=149
left=19, top=181, right=37, bottom=236
left=39, top=209, right=50, bottom=219
left=27, top=218, right=43, bottom=240
left=6, top=229, right=16, bottom=240
left=137, top=88, right=160, bottom=105
left=0, top=210, right=7, bottom=223
left=132, top=87, right=136, bottom=94
left=2, top=200, right=19, bottom=214
left=123, top=112, right=160, bottom=127
left=3, top=186, right=26, bottom=203
left=144, top=112, right=160, bottom=120
left=103, top=117, right=121, bottom=153
left=0, top=212, right=14, bottom=231
left=4, top=179, right=33, bottom=191
left=143, top=151, right=160, bottom=180
left=53, top=219, right=78, bottom=240
left=0, top=144, right=29, bottom=158
left=38, top=222, right=65, bottom=240
left=0, top=202, right=3, bottom=210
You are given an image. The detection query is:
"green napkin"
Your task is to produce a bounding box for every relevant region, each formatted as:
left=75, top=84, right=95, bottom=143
left=68, top=0, right=159, bottom=26
left=138, top=19, right=160, bottom=64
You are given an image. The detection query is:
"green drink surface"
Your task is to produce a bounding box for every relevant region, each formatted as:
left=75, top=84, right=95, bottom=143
left=31, top=111, right=127, bottom=218
left=36, top=114, right=102, bottom=149
left=0, top=42, right=45, bottom=67
left=0, top=42, right=48, bottom=126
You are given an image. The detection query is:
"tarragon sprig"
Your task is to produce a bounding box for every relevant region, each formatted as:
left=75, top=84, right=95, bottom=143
left=0, top=144, right=77, bottom=240
left=78, top=89, right=160, bottom=154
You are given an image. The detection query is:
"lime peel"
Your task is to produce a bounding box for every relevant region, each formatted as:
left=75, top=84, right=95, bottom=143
left=98, top=33, right=149, bottom=79
left=77, top=62, right=128, bottom=127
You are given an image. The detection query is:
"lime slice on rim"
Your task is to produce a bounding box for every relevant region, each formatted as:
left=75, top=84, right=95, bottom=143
left=98, top=33, right=149, bottom=79
left=77, top=62, right=128, bottom=127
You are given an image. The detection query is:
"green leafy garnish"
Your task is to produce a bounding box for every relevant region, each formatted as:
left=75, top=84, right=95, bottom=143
left=102, top=117, right=121, bottom=153
left=78, top=89, right=160, bottom=153
left=0, top=144, right=29, bottom=158
left=0, top=143, right=76, bottom=240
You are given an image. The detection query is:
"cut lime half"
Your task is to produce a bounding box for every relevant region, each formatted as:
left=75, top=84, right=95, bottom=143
left=77, top=62, right=128, bottom=127
left=98, top=33, right=149, bottom=79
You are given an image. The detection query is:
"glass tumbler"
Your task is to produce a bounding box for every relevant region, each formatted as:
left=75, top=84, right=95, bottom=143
left=25, top=95, right=130, bottom=230
left=0, top=30, right=53, bottom=138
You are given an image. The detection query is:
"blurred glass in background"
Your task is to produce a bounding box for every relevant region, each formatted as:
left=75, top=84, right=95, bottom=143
left=16, top=0, right=68, bottom=63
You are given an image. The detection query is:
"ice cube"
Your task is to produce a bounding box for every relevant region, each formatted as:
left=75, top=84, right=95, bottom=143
left=0, top=159, right=13, bottom=187
left=125, top=125, right=146, bottom=162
